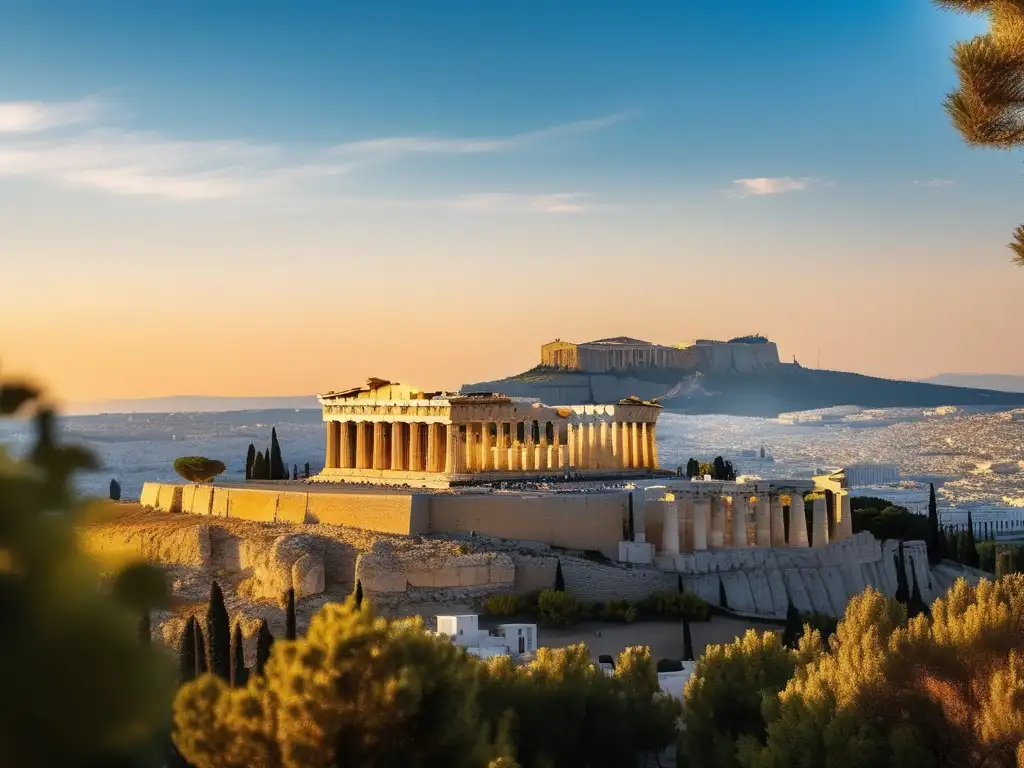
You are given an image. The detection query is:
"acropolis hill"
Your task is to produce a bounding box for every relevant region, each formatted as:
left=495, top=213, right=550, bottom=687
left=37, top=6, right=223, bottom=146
left=464, top=335, right=1024, bottom=417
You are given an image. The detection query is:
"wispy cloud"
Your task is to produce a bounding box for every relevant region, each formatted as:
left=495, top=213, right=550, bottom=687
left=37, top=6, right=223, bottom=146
left=912, top=178, right=954, bottom=187
left=0, top=97, right=629, bottom=202
left=0, top=97, right=101, bottom=133
left=728, top=176, right=812, bottom=199
left=452, top=192, right=590, bottom=214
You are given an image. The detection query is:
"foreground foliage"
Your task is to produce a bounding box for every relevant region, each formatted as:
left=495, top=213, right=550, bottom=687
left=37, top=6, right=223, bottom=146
left=172, top=456, right=226, bottom=483
left=0, top=378, right=174, bottom=767
left=173, top=598, right=681, bottom=768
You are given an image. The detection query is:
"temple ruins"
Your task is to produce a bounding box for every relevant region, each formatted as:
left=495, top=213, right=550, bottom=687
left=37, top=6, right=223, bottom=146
left=314, top=378, right=663, bottom=488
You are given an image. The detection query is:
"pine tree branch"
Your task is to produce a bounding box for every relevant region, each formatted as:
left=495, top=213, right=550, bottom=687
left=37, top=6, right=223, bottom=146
left=1008, top=224, right=1024, bottom=265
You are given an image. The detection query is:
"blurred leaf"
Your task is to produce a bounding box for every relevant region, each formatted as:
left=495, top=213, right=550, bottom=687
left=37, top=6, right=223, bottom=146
left=0, top=383, right=37, bottom=415
left=111, top=562, right=170, bottom=612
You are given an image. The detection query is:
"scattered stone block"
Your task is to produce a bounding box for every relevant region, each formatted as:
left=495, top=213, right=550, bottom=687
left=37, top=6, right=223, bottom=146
left=292, top=553, right=325, bottom=599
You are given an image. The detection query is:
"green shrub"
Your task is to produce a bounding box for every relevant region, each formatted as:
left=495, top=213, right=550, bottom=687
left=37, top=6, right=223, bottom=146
left=639, top=591, right=710, bottom=621
left=599, top=599, right=639, bottom=623
left=484, top=594, right=524, bottom=616
left=173, top=456, right=226, bottom=483
left=537, top=589, right=584, bottom=627
left=800, top=611, right=838, bottom=639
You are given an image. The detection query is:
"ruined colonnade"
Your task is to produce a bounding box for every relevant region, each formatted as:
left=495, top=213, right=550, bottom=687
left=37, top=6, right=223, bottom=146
left=324, top=416, right=659, bottom=475
left=655, top=491, right=854, bottom=553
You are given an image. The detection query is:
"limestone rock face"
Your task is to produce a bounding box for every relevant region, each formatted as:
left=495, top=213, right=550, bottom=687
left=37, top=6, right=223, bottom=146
left=292, top=553, right=326, bottom=599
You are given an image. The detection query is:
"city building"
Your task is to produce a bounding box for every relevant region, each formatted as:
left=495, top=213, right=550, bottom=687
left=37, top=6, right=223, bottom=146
left=315, top=378, right=663, bottom=488
left=436, top=614, right=538, bottom=658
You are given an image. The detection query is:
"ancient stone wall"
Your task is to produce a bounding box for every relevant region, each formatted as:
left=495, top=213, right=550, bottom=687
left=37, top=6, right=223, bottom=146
left=511, top=554, right=559, bottom=594
left=427, top=492, right=626, bottom=558
left=560, top=557, right=677, bottom=604
left=354, top=548, right=515, bottom=595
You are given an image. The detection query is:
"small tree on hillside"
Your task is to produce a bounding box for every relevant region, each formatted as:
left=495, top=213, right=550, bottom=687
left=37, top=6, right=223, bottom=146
left=244, top=443, right=256, bottom=481
left=682, top=616, right=695, bottom=661
left=304, top=462, right=310, bottom=478
left=353, top=579, right=364, bottom=609
left=285, top=587, right=297, bottom=640
left=782, top=600, right=802, bottom=649
left=927, top=483, right=941, bottom=564
left=252, top=451, right=267, bottom=481
left=686, top=458, right=699, bottom=478
left=292, top=464, right=298, bottom=480
left=206, top=582, right=231, bottom=682
left=554, top=560, right=565, bottom=592
left=179, top=616, right=197, bottom=684
left=254, top=618, right=273, bottom=676
left=269, top=427, right=286, bottom=480
left=962, top=510, right=979, bottom=568
left=230, top=623, right=247, bottom=688
left=109, top=478, right=121, bottom=501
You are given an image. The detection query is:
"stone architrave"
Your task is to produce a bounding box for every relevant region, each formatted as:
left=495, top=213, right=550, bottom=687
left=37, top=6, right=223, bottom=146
left=731, top=496, right=748, bottom=547
left=661, top=500, right=680, bottom=555
left=709, top=496, right=726, bottom=549
left=812, top=496, right=829, bottom=548
left=693, top=498, right=710, bottom=551
left=755, top=497, right=771, bottom=546
left=770, top=498, right=786, bottom=547
left=789, top=493, right=809, bottom=547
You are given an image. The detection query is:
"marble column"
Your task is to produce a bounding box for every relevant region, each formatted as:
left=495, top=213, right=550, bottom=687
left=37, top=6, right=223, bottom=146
left=709, top=496, right=726, bottom=548
left=463, top=423, right=475, bottom=472
left=662, top=500, right=680, bottom=555
left=356, top=422, right=369, bottom=470
left=630, top=423, right=641, bottom=469
left=553, top=425, right=563, bottom=469
left=837, top=492, right=853, bottom=539
left=597, top=422, right=609, bottom=469
left=812, top=496, right=829, bottom=548
left=586, top=422, right=597, bottom=469
left=755, top=496, right=771, bottom=546
left=731, top=496, right=748, bottom=547
left=566, top=425, right=576, bottom=469
left=481, top=422, right=493, bottom=472
left=391, top=422, right=406, bottom=471
left=405, top=423, right=421, bottom=472
left=340, top=422, right=354, bottom=469
left=648, top=424, right=659, bottom=470
left=614, top=423, right=630, bottom=466
left=494, top=423, right=507, bottom=471
left=426, top=423, right=441, bottom=472
left=522, top=426, right=534, bottom=471
left=788, top=493, right=809, bottom=547
left=692, top=497, right=710, bottom=551
left=326, top=422, right=339, bottom=469
left=610, top=422, right=621, bottom=467
left=640, top=423, right=650, bottom=469
left=770, top=497, right=786, bottom=547
left=371, top=422, right=386, bottom=470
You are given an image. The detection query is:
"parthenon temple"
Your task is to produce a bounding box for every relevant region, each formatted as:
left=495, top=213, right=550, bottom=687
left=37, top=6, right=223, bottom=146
left=314, top=378, right=664, bottom=488
left=638, top=480, right=855, bottom=556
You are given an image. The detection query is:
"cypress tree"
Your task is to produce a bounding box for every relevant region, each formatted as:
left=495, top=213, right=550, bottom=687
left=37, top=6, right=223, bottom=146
left=927, top=483, right=940, bottom=565
left=179, top=616, right=197, bottom=684
left=138, top=611, right=150, bottom=645
left=996, top=549, right=1014, bottom=578
left=255, top=618, right=274, bottom=675
left=682, top=616, right=695, bottom=661
left=353, top=579, right=363, bottom=609
left=627, top=494, right=635, bottom=541
left=109, top=478, right=121, bottom=501
left=718, top=578, right=729, bottom=611
left=908, top=557, right=928, bottom=618
left=894, top=544, right=909, bottom=605
left=712, top=456, right=727, bottom=481
left=292, top=464, right=298, bottom=480
left=194, top=623, right=208, bottom=676
left=206, top=581, right=231, bottom=681
left=963, top=510, right=979, bottom=568
left=554, top=560, right=565, bottom=592
left=285, top=587, right=297, bottom=640
left=270, top=427, right=286, bottom=480
left=231, top=623, right=247, bottom=688
left=245, top=443, right=256, bottom=481
left=677, top=573, right=684, bottom=594
left=782, top=601, right=802, bottom=649
left=304, top=462, right=310, bottom=478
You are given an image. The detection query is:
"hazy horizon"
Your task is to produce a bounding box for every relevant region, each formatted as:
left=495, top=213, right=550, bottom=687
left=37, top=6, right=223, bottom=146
left=4, top=1, right=1023, bottom=403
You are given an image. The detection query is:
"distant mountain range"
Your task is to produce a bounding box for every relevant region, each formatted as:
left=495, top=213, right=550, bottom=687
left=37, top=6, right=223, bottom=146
left=65, top=395, right=320, bottom=416
left=920, top=374, right=1024, bottom=393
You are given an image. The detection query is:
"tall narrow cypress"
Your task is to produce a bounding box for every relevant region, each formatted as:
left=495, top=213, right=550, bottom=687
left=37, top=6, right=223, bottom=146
left=255, top=618, right=274, bottom=675
left=285, top=587, right=297, bottom=640
left=270, top=427, right=286, bottom=480
left=554, top=560, right=565, bottom=592
left=682, top=616, right=695, bottom=661
left=206, top=581, right=231, bottom=681
left=231, top=623, right=247, bottom=688
left=963, top=510, right=979, bottom=568
left=908, top=557, right=928, bottom=618
left=245, top=443, right=256, bottom=481
left=353, top=579, right=364, bottom=609
left=718, top=579, right=729, bottom=611
left=194, top=623, right=208, bottom=676
left=677, top=573, right=684, bottom=594
left=894, top=543, right=910, bottom=605
left=782, top=601, right=802, bottom=649
left=179, top=616, right=197, bottom=684
left=304, top=462, right=310, bottom=478
left=927, top=483, right=940, bottom=564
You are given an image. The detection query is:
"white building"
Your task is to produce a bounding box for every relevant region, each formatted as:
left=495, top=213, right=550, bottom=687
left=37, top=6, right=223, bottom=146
left=839, top=463, right=900, bottom=487
left=436, top=614, right=538, bottom=657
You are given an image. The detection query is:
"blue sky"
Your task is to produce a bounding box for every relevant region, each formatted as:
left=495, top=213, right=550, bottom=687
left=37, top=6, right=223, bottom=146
left=0, top=0, right=1019, bottom=400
